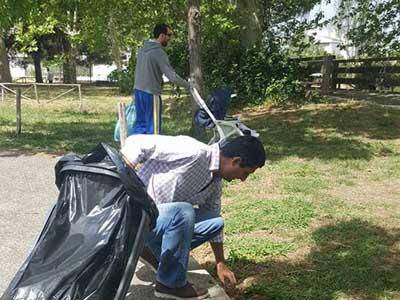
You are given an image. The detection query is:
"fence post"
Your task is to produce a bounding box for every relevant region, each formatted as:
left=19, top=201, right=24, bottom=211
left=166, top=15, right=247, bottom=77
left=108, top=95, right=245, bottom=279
left=118, top=102, right=127, bottom=148
left=321, top=55, right=334, bottom=95
left=16, top=88, right=22, bottom=135
left=331, top=60, right=338, bottom=90
left=78, top=84, right=82, bottom=110
left=33, top=83, right=39, bottom=103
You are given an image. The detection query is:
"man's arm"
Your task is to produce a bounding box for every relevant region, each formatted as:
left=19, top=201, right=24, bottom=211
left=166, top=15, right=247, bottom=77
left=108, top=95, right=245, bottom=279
left=210, top=242, right=237, bottom=288
left=158, top=53, right=190, bottom=89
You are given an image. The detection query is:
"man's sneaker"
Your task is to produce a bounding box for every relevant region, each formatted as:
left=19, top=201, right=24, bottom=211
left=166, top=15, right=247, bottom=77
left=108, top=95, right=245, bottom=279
left=139, top=247, right=159, bottom=272
left=155, top=281, right=209, bottom=300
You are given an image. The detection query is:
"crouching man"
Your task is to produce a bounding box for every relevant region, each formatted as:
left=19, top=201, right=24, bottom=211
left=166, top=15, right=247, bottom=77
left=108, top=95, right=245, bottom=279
left=121, top=134, right=266, bottom=299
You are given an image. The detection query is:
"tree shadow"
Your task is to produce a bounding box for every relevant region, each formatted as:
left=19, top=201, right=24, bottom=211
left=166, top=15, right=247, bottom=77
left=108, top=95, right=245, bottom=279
left=0, top=118, right=117, bottom=155
left=2, top=91, right=399, bottom=161
left=166, top=93, right=400, bottom=162
left=242, top=104, right=400, bottom=162
left=217, top=219, right=400, bottom=299
left=331, top=90, right=400, bottom=106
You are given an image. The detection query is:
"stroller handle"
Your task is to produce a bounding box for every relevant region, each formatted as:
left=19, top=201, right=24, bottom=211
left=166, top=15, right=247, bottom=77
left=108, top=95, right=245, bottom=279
left=190, top=87, right=219, bottom=125
left=190, top=87, right=246, bottom=142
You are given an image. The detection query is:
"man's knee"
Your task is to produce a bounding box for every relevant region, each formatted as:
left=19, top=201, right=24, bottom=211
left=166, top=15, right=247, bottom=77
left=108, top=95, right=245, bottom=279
left=159, top=202, right=195, bottom=225
left=176, top=202, right=195, bottom=225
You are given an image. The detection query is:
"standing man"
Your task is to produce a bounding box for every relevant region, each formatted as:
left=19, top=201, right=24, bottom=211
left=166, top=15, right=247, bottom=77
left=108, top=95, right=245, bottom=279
left=133, top=23, right=190, bottom=135
left=121, top=134, right=266, bottom=299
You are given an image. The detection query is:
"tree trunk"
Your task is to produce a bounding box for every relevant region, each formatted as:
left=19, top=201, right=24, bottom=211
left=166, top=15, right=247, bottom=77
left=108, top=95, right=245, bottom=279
left=62, top=39, right=77, bottom=84
left=188, top=0, right=204, bottom=109
left=63, top=8, right=78, bottom=84
left=237, top=0, right=262, bottom=47
left=109, top=14, right=122, bottom=72
left=188, top=0, right=205, bottom=138
left=0, top=33, right=12, bottom=82
left=31, top=51, right=43, bottom=83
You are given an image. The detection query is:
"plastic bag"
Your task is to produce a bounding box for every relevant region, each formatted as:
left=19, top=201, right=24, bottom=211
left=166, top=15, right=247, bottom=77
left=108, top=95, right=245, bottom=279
left=1, top=143, right=158, bottom=300
left=114, top=103, right=136, bottom=142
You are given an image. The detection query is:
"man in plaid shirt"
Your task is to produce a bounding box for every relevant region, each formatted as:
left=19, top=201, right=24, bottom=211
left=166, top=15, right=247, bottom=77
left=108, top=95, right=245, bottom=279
left=121, top=134, right=265, bottom=299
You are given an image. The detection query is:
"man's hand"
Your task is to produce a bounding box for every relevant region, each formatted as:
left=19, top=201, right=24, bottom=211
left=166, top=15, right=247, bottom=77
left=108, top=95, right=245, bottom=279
left=216, top=261, right=237, bottom=290
left=210, top=242, right=237, bottom=292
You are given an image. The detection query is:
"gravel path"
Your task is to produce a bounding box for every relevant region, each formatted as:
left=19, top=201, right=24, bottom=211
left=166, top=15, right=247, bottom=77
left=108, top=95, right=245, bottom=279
left=0, top=151, right=58, bottom=293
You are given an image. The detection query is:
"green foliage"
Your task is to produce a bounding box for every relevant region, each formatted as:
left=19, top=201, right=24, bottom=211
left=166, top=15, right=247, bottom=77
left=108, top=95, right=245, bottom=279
left=167, top=1, right=324, bottom=106
left=13, top=16, right=59, bottom=57
left=237, top=40, right=308, bottom=105
left=166, top=22, right=189, bottom=79
left=108, top=68, right=134, bottom=94
left=201, top=36, right=313, bottom=106
left=333, top=0, right=400, bottom=56
left=265, top=78, right=307, bottom=106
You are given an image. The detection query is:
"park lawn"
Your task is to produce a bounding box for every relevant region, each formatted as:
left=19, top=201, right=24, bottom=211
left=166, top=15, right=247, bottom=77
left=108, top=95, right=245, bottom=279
left=1, top=86, right=400, bottom=299
left=0, top=85, right=190, bottom=153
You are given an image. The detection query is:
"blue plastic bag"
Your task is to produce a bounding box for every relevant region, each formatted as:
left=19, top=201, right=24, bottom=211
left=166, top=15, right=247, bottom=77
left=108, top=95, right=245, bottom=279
left=114, top=103, right=136, bottom=142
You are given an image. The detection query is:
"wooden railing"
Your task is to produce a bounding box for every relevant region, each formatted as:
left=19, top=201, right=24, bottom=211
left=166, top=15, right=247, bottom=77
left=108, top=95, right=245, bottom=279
left=298, top=56, right=400, bottom=95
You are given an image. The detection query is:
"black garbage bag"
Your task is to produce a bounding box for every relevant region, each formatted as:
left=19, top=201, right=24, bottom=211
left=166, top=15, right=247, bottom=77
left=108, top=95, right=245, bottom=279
left=1, top=143, right=158, bottom=300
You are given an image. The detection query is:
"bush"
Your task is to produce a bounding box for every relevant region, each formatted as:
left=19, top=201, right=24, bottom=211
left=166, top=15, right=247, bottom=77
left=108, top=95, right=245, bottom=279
left=265, top=78, right=307, bottom=106
left=108, top=69, right=134, bottom=95
left=201, top=37, right=311, bottom=106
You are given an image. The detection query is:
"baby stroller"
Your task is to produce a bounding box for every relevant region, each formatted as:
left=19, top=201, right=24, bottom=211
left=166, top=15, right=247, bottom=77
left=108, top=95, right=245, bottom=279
left=191, top=87, right=259, bottom=144
left=1, top=143, right=158, bottom=300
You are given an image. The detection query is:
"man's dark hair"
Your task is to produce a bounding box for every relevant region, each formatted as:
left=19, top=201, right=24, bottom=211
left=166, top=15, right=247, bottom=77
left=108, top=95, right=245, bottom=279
left=220, top=135, right=266, bottom=168
left=153, top=23, right=170, bottom=38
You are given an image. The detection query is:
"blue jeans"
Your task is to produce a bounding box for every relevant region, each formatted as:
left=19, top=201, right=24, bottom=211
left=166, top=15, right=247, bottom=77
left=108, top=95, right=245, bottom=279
left=144, top=202, right=224, bottom=288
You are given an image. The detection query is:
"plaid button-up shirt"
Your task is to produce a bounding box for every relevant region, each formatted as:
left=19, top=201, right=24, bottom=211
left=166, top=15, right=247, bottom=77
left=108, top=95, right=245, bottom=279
left=121, top=134, right=223, bottom=242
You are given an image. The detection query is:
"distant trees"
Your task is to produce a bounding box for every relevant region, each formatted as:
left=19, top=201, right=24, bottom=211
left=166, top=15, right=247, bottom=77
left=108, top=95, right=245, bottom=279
left=8, top=1, right=398, bottom=104
left=334, top=0, right=400, bottom=57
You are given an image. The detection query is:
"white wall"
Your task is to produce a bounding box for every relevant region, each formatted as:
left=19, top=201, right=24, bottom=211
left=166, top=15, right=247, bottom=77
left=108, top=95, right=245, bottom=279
left=10, top=62, right=26, bottom=79
left=307, top=26, right=357, bottom=59
left=91, top=64, right=117, bottom=81
left=10, top=62, right=119, bottom=82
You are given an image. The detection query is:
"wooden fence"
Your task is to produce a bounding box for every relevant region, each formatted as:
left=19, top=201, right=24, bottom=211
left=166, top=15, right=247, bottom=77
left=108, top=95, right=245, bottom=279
left=0, top=82, right=82, bottom=109
left=298, top=56, right=400, bottom=95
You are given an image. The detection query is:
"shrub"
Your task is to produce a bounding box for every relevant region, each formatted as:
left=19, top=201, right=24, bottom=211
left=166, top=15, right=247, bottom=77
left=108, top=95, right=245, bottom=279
left=108, top=68, right=134, bottom=95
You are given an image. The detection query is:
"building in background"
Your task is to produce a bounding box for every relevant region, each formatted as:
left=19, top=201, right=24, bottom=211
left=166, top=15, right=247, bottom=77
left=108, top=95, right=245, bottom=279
left=306, top=25, right=358, bottom=59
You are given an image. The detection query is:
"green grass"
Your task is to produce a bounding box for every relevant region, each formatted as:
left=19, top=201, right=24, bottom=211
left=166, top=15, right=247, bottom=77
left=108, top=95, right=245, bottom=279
left=1, top=86, right=400, bottom=299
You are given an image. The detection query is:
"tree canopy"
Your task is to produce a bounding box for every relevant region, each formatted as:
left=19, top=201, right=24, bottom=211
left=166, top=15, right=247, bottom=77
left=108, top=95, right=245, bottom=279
left=2, top=0, right=398, bottom=103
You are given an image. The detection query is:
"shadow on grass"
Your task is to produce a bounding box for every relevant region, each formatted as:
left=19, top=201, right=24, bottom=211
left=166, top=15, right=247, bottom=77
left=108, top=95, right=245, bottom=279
left=166, top=94, right=400, bottom=162
left=243, top=103, right=400, bottom=162
left=205, top=219, right=400, bottom=300
left=331, top=90, right=400, bottom=106
left=1, top=93, right=399, bottom=161
left=0, top=119, right=117, bottom=155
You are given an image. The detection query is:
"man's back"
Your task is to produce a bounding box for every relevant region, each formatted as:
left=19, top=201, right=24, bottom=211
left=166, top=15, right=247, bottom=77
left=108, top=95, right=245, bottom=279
left=121, top=135, right=222, bottom=206
left=134, top=40, right=166, bottom=95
